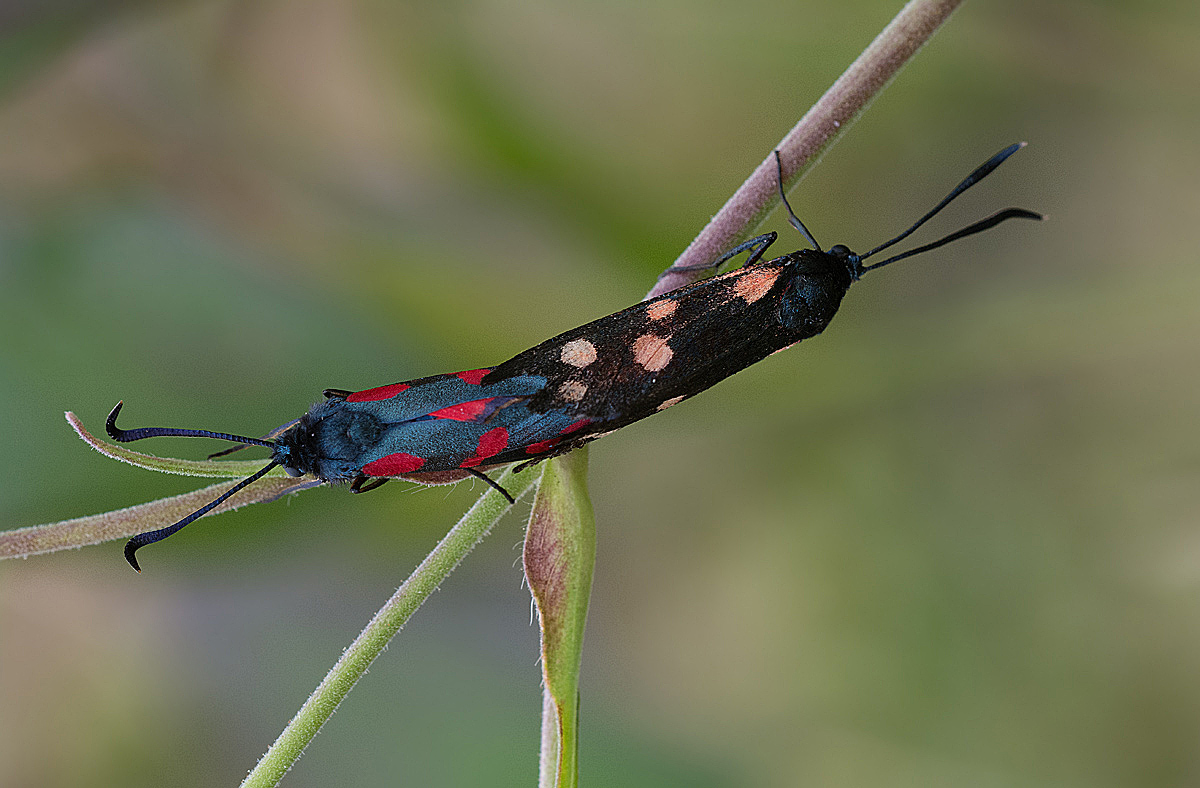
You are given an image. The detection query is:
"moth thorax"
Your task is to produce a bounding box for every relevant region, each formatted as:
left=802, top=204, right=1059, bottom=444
left=322, top=408, right=386, bottom=451
left=273, top=403, right=385, bottom=480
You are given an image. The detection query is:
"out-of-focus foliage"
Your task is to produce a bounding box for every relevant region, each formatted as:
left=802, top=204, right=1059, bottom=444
left=1, top=1, right=1198, bottom=786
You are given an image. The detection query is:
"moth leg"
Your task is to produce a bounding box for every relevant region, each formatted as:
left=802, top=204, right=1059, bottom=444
left=466, top=468, right=516, bottom=505
left=658, top=232, right=778, bottom=277
left=512, top=457, right=544, bottom=474
left=771, top=150, right=823, bottom=252
left=351, top=475, right=390, bottom=494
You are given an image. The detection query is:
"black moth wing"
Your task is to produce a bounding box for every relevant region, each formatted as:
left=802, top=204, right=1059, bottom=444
left=483, top=249, right=851, bottom=446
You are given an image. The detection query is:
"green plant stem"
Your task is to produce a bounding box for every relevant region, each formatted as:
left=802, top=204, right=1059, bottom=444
left=0, top=413, right=303, bottom=561
left=525, top=449, right=594, bottom=788
left=0, top=478, right=311, bottom=559
left=66, top=410, right=283, bottom=478
left=240, top=465, right=541, bottom=788
left=649, top=0, right=963, bottom=299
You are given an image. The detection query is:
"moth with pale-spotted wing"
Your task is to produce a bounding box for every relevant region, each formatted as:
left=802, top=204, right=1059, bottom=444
left=105, top=144, right=1040, bottom=571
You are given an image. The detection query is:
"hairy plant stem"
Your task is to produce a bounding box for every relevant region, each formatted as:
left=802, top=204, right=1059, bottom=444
left=649, top=0, right=963, bottom=299
left=240, top=466, right=541, bottom=788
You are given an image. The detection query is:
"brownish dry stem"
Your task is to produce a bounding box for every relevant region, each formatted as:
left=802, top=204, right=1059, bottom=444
left=648, top=0, right=963, bottom=300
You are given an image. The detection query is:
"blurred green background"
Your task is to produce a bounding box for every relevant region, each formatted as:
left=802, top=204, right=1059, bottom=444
left=2, top=1, right=1198, bottom=786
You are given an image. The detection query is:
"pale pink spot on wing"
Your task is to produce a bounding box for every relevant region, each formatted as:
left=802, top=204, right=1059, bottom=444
left=646, top=299, right=677, bottom=321
left=557, top=380, right=587, bottom=402
left=656, top=396, right=684, bottom=411
left=732, top=267, right=781, bottom=303
left=632, top=334, right=673, bottom=372
left=560, top=339, right=597, bottom=368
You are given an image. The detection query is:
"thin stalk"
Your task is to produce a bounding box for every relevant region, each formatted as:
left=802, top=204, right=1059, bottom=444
left=0, top=478, right=312, bottom=559
left=240, top=466, right=541, bottom=788
left=0, top=413, right=306, bottom=561
left=649, top=0, right=963, bottom=298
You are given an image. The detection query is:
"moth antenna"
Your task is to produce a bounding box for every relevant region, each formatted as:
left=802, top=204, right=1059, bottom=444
left=124, top=461, right=280, bottom=572
left=208, top=444, right=249, bottom=460
left=106, top=401, right=275, bottom=448
left=207, top=419, right=300, bottom=459
left=859, top=142, right=1036, bottom=261
left=860, top=208, right=1042, bottom=274
left=854, top=142, right=1041, bottom=274
left=774, top=150, right=821, bottom=251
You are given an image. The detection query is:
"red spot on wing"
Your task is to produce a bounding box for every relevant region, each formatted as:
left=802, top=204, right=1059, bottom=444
left=561, top=419, right=591, bottom=435
left=523, top=419, right=592, bottom=455
left=346, top=383, right=411, bottom=402
left=428, top=398, right=494, bottom=422
left=460, top=427, right=509, bottom=468
left=362, top=453, right=426, bottom=476
left=479, top=427, right=509, bottom=455
left=524, top=439, right=557, bottom=455
left=457, top=368, right=491, bottom=385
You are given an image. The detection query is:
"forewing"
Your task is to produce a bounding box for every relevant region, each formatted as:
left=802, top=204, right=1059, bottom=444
left=483, top=258, right=797, bottom=432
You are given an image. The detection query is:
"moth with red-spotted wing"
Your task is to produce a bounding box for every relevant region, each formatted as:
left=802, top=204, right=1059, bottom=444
left=105, top=144, right=1040, bottom=570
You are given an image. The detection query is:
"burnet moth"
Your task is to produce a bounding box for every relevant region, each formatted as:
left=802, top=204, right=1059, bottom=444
left=107, top=143, right=1041, bottom=571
